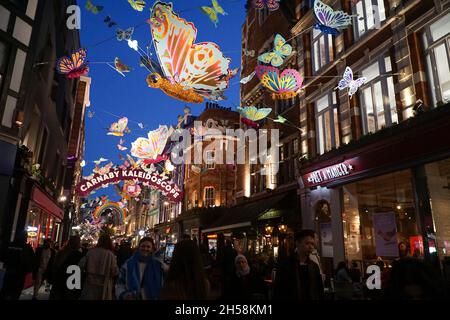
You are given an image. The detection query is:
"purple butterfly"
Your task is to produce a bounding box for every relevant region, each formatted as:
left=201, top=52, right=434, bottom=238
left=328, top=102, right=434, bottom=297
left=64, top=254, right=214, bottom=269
left=314, top=0, right=353, bottom=36
left=337, top=67, right=367, bottom=98
left=253, top=0, right=280, bottom=11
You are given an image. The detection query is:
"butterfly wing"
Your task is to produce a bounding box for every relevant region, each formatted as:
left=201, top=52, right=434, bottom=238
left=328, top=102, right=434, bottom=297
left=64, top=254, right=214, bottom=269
left=252, top=0, right=265, bottom=10
left=258, top=51, right=278, bottom=66
left=279, top=69, right=303, bottom=92
left=124, top=27, right=134, bottom=41
left=238, top=106, right=272, bottom=121
left=128, top=0, right=146, bottom=12
left=150, top=3, right=197, bottom=81
left=201, top=6, right=219, bottom=26
left=338, top=66, right=353, bottom=90
left=147, top=125, right=170, bottom=159
left=212, top=0, right=227, bottom=15
left=266, top=0, right=280, bottom=11
left=348, top=77, right=367, bottom=97
left=57, top=56, right=76, bottom=75
left=274, top=34, right=292, bottom=57
left=256, top=65, right=281, bottom=93
left=240, top=71, right=256, bottom=84
left=314, top=0, right=352, bottom=29
left=150, top=3, right=232, bottom=93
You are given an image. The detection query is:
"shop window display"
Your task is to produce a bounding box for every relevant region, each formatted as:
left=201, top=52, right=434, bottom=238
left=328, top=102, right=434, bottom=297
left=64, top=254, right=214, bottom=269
left=342, top=170, right=419, bottom=267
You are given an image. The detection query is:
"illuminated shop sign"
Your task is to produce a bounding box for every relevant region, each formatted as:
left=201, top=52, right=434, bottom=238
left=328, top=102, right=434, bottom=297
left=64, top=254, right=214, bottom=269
left=303, top=160, right=356, bottom=187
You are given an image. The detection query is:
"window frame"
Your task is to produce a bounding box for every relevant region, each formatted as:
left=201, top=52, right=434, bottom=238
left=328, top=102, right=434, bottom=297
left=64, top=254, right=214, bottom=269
left=315, top=92, right=340, bottom=155
left=422, top=16, right=450, bottom=106
left=359, top=56, right=398, bottom=134
left=311, top=29, right=334, bottom=74
left=352, top=0, right=386, bottom=40
left=204, top=187, right=215, bottom=208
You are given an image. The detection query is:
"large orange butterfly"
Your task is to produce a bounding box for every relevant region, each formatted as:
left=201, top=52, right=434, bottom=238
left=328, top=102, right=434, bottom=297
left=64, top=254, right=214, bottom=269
left=147, top=2, right=235, bottom=103
left=57, top=48, right=89, bottom=78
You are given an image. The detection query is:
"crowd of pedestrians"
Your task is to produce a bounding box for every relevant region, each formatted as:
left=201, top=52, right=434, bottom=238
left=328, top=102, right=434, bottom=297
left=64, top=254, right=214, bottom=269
left=0, top=229, right=448, bottom=300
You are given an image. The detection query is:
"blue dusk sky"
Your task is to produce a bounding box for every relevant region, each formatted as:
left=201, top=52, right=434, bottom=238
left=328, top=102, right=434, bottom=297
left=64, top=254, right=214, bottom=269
left=80, top=0, right=247, bottom=200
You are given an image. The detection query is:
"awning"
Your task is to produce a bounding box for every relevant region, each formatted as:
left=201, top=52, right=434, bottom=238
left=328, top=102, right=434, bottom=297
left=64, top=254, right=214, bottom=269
left=32, top=186, right=64, bottom=220
left=202, top=193, right=290, bottom=233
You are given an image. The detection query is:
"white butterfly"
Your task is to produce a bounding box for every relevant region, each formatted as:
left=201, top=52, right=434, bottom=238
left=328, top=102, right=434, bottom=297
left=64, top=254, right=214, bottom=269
left=93, top=157, right=108, bottom=165
left=80, top=160, right=86, bottom=167
left=138, top=123, right=145, bottom=129
left=337, top=67, right=367, bottom=98
left=240, top=71, right=256, bottom=84
left=128, top=39, right=138, bottom=51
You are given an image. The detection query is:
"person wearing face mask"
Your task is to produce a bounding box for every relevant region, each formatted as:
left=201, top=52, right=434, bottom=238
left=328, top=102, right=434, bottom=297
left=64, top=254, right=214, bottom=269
left=115, top=237, right=165, bottom=300
left=222, top=254, right=267, bottom=300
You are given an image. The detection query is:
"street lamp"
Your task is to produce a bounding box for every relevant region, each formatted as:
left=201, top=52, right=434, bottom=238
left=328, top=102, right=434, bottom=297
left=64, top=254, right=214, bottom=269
left=58, top=195, right=67, bottom=203
left=278, top=223, right=288, bottom=234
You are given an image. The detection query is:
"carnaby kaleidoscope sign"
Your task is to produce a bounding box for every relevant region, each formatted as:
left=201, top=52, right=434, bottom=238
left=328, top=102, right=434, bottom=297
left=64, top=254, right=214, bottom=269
left=76, top=168, right=183, bottom=202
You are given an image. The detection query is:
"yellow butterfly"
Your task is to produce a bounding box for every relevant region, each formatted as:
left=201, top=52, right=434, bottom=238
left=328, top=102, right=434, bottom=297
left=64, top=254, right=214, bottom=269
left=201, top=0, right=227, bottom=27
left=85, top=0, right=103, bottom=14
left=127, top=0, right=146, bottom=12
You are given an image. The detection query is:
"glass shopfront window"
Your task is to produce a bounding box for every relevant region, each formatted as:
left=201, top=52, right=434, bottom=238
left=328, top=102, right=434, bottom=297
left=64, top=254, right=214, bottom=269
left=342, top=170, right=419, bottom=267
left=424, top=159, right=450, bottom=261
left=25, top=204, right=61, bottom=249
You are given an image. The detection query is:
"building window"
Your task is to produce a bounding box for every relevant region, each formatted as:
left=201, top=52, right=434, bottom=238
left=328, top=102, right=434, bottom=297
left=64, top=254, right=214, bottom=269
left=0, top=40, right=10, bottom=94
left=163, top=202, right=173, bottom=222
left=360, top=56, right=398, bottom=134
left=204, top=187, right=215, bottom=207
left=206, top=150, right=215, bottom=169
left=312, top=28, right=334, bottom=73
left=316, top=92, right=340, bottom=155
left=353, top=0, right=386, bottom=39
left=293, top=139, right=299, bottom=155
left=423, top=14, right=450, bottom=106
left=192, top=190, right=198, bottom=208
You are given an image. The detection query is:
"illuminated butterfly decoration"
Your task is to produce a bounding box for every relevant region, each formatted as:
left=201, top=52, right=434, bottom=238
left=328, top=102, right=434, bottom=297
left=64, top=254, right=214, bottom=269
left=56, top=48, right=89, bottom=79
left=85, top=0, right=103, bottom=14
left=253, top=0, right=280, bottom=11
left=148, top=2, right=235, bottom=104
left=128, top=39, right=139, bottom=51
left=240, top=71, right=256, bottom=84
left=123, top=181, right=142, bottom=199
left=87, top=110, right=95, bottom=118
left=164, top=159, right=175, bottom=172
left=93, top=162, right=113, bottom=175
left=127, top=0, right=146, bottom=11
left=107, top=117, right=130, bottom=137
left=93, top=157, right=108, bottom=165
left=113, top=57, right=131, bottom=77
left=313, top=0, right=353, bottom=36
left=104, top=16, right=117, bottom=28
left=118, top=139, right=128, bottom=151
left=80, top=160, right=86, bottom=167
left=258, top=34, right=292, bottom=67
left=337, top=67, right=367, bottom=98
left=237, top=106, right=272, bottom=129
left=138, top=123, right=145, bottom=129
left=116, top=27, right=134, bottom=41
left=118, top=160, right=131, bottom=170
left=131, top=125, right=172, bottom=164
left=201, top=0, right=227, bottom=27
left=255, top=65, right=304, bottom=100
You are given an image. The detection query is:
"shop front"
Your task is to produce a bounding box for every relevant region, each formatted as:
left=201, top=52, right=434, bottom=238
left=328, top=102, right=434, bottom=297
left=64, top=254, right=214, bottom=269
left=299, top=103, right=450, bottom=276
left=25, top=185, right=64, bottom=249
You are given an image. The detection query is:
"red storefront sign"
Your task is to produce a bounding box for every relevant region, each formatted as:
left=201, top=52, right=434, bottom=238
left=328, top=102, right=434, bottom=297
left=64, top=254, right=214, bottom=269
left=302, top=159, right=357, bottom=188
left=32, top=186, right=63, bottom=220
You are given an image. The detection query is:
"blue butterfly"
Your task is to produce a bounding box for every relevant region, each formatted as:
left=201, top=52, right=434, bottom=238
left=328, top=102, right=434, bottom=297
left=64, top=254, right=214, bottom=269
left=313, top=0, right=353, bottom=36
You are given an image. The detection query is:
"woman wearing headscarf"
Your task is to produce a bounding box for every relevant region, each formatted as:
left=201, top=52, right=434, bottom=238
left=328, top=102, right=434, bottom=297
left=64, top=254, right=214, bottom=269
left=222, top=254, right=267, bottom=300
left=116, top=237, right=165, bottom=300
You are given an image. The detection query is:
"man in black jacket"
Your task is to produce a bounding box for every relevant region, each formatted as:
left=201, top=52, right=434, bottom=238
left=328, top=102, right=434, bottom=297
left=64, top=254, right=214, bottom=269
left=274, top=230, right=324, bottom=300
